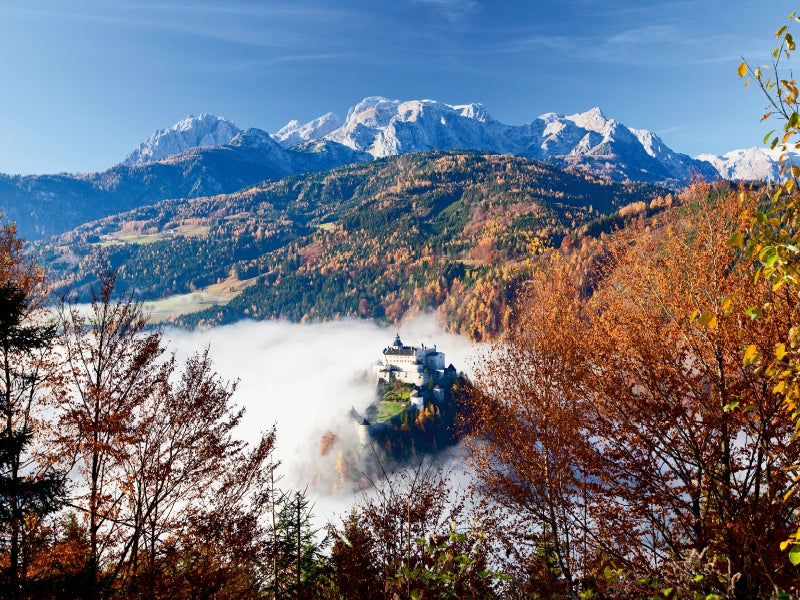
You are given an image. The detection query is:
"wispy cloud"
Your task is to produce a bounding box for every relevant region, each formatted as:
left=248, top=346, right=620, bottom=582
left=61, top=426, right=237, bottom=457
left=493, top=24, right=743, bottom=68
left=410, top=0, right=479, bottom=23
left=8, top=1, right=359, bottom=49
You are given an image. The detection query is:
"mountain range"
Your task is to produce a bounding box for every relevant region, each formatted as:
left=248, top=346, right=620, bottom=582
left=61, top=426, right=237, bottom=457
left=121, top=98, right=721, bottom=185
left=274, top=97, right=718, bottom=185
left=0, top=97, right=781, bottom=241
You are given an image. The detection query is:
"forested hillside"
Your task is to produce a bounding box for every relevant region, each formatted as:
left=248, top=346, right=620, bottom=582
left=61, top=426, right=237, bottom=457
left=35, top=151, right=665, bottom=339
left=0, top=128, right=368, bottom=241
left=8, top=176, right=800, bottom=600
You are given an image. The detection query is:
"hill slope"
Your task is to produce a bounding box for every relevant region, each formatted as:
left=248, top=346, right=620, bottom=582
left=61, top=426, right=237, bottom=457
left=35, top=151, right=666, bottom=339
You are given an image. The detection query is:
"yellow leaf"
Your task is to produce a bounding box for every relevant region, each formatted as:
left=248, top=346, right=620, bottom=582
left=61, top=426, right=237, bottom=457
left=738, top=62, right=748, bottom=77
left=744, top=344, right=759, bottom=362
left=777, top=343, right=788, bottom=360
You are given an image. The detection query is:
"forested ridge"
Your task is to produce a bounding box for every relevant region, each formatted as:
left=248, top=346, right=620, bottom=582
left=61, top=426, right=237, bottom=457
left=7, top=174, right=800, bottom=600
left=34, top=150, right=664, bottom=340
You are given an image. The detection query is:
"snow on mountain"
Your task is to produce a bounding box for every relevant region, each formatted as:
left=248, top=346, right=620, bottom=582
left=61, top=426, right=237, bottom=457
left=120, top=99, right=719, bottom=185
left=324, top=97, right=508, bottom=157
left=566, top=106, right=610, bottom=133
left=697, top=147, right=785, bottom=181
left=272, top=112, right=342, bottom=147
left=305, top=99, right=715, bottom=183
left=123, top=114, right=241, bottom=166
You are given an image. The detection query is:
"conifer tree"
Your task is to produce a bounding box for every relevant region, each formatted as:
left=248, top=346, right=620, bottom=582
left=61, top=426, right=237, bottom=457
left=0, top=224, right=64, bottom=600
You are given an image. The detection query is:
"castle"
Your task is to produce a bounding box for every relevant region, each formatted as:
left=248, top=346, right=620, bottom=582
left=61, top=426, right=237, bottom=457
left=374, top=333, right=446, bottom=387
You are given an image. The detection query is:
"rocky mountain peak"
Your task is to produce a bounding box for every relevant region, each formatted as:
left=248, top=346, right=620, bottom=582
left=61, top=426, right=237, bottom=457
left=124, top=114, right=241, bottom=166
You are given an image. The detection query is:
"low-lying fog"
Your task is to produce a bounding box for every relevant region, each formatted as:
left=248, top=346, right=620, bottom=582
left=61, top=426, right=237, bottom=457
left=164, top=313, right=479, bottom=524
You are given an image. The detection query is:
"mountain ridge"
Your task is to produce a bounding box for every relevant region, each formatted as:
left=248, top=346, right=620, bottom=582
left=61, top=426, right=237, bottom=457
left=272, top=98, right=718, bottom=184
left=0, top=97, right=762, bottom=242
left=123, top=114, right=242, bottom=166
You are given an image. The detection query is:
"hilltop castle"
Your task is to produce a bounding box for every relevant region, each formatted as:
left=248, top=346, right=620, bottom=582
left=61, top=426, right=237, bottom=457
left=374, top=333, right=446, bottom=387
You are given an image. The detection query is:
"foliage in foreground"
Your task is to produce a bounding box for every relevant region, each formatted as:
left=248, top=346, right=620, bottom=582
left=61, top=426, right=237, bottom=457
left=466, top=182, right=800, bottom=600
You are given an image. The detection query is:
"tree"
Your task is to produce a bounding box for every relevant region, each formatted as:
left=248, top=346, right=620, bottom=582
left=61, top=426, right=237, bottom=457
left=738, top=11, right=800, bottom=564
left=465, top=261, right=595, bottom=599
left=54, top=271, right=279, bottom=599
left=268, top=488, right=328, bottom=599
left=583, top=186, right=799, bottom=598
left=0, top=222, right=64, bottom=600
left=151, top=428, right=278, bottom=600
left=327, top=460, right=500, bottom=599
left=54, top=272, right=168, bottom=598
left=467, top=182, right=800, bottom=598
left=118, top=348, right=268, bottom=600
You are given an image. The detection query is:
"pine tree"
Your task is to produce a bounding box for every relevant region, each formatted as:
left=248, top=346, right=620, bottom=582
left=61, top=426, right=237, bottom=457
left=269, top=488, right=328, bottom=599
left=0, top=247, right=65, bottom=600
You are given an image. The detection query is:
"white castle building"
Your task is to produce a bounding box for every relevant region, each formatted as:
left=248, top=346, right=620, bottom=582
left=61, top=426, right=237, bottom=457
left=375, top=334, right=446, bottom=387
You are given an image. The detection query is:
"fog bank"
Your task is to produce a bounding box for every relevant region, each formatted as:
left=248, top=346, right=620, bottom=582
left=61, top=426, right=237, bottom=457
left=163, top=314, right=478, bottom=520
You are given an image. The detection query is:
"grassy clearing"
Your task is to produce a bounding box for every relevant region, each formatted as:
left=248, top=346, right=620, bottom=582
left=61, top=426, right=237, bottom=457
left=96, top=224, right=211, bottom=246
left=374, top=400, right=408, bottom=424
left=142, top=275, right=257, bottom=323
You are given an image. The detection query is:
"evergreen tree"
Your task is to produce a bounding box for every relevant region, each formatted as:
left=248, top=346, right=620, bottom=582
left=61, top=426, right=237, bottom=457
left=0, top=236, right=65, bottom=600
left=269, top=488, right=328, bottom=599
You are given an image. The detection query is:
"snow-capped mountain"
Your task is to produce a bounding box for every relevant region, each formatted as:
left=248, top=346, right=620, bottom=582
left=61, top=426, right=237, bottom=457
left=273, top=98, right=716, bottom=184
left=115, top=98, right=722, bottom=185
left=694, top=147, right=800, bottom=181
left=123, top=114, right=241, bottom=166
left=272, top=112, right=342, bottom=147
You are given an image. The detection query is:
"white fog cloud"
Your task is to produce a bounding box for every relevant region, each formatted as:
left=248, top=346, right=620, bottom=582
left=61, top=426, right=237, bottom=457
left=162, top=313, right=478, bottom=521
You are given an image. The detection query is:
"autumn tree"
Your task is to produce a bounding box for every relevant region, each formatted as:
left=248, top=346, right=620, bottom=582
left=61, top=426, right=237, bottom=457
left=327, top=460, right=499, bottom=599
left=118, top=349, right=276, bottom=600
left=738, top=11, right=800, bottom=565
left=465, top=261, right=595, bottom=599
left=151, top=428, right=278, bottom=600
left=582, top=185, right=800, bottom=598
left=468, top=181, right=800, bottom=598
left=54, top=272, right=279, bottom=599
left=54, top=272, right=168, bottom=598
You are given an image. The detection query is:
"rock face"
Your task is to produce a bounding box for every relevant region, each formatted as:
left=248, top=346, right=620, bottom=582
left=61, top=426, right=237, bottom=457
left=271, top=112, right=342, bottom=147
left=123, top=114, right=242, bottom=166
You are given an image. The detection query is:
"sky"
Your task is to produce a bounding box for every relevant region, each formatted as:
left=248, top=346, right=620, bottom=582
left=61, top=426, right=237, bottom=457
left=0, top=0, right=797, bottom=175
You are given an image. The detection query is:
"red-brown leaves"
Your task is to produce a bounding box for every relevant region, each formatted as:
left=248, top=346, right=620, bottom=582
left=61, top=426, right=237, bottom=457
left=467, top=185, right=800, bottom=598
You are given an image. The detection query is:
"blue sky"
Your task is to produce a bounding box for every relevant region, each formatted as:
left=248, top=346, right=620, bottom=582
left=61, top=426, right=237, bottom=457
left=0, top=0, right=796, bottom=175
